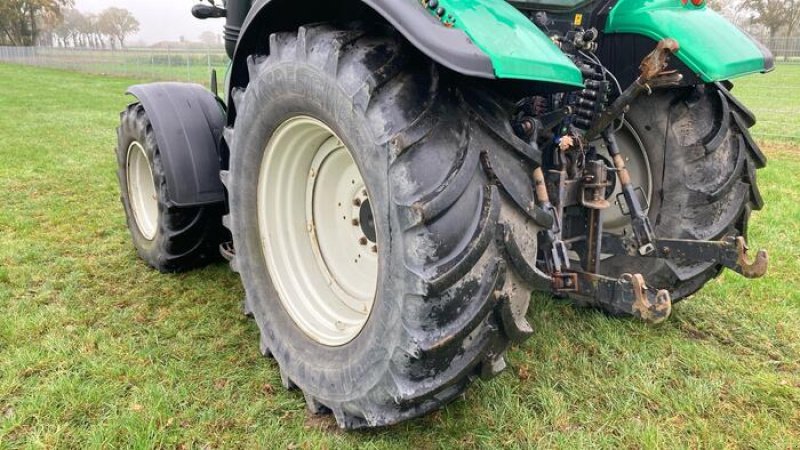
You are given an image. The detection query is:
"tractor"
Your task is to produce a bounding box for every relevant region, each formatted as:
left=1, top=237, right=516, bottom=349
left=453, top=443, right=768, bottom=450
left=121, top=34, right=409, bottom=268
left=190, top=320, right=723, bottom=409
left=115, top=0, right=772, bottom=428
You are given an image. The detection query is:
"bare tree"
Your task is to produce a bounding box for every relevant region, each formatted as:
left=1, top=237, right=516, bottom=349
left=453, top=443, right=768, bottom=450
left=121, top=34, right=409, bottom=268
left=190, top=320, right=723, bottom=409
left=0, top=0, right=72, bottom=46
left=746, top=0, right=794, bottom=43
left=98, top=7, right=139, bottom=49
left=709, top=0, right=752, bottom=27
left=86, top=14, right=106, bottom=49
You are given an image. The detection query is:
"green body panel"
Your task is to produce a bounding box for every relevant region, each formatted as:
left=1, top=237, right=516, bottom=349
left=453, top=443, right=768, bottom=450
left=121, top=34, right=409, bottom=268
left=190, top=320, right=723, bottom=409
left=606, top=0, right=771, bottom=82
left=428, top=0, right=585, bottom=87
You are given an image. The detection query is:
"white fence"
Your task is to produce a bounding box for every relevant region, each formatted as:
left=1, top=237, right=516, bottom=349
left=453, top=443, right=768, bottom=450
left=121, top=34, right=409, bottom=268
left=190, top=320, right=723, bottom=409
left=0, top=46, right=229, bottom=87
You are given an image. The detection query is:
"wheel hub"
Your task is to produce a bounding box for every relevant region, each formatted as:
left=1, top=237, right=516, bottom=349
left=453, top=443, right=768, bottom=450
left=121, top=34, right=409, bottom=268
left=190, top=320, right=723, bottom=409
left=257, top=116, right=378, bottom=347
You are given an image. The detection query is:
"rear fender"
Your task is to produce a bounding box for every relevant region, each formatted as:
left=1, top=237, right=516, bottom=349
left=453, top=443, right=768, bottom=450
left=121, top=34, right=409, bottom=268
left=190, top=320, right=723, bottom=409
left=127, top=83, right=226, bottom=207
left=228, top=0, right=584, bottom=110
left=605, top=0, right=774, bottom=82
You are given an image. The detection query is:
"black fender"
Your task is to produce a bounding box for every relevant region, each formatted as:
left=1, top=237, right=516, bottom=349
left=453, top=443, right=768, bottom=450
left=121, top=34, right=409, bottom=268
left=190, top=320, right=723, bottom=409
left=226, top=0, right=495, bottom=115
left=127, top=83, right=226, bottom=207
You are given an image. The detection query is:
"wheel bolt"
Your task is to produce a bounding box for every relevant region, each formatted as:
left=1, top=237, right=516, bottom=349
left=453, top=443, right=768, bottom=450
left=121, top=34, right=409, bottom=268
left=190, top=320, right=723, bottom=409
left=353, top=198, right=362, bottom=207
left=359, top=237, right=368, bottom=246
left=371, top=245, right=378, bottom=253
left=352, top=219, right=360, bottom=226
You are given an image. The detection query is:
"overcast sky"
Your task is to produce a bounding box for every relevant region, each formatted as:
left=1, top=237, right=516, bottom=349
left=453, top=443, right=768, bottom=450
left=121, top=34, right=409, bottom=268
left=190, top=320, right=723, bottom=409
left=74, top=0, right=223, bottom=45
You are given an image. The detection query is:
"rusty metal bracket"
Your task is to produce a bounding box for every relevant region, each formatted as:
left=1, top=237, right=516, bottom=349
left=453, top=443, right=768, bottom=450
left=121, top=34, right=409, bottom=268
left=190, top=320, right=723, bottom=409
left=552, top=272, right=579, bottom=292
left=584, top=38, right=683, bottom=142
left=639, top=39, right=681, bottom=81
left=553, top=271, right=672, bottom=324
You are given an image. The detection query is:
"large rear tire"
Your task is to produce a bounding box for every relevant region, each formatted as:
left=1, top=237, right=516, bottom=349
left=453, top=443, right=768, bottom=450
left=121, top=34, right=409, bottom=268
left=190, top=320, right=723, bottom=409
left=600, top=83, right=765, bottom=300
left=116, top=104, right=226, bottom=273
left=223, top=24, right=540, bottom=428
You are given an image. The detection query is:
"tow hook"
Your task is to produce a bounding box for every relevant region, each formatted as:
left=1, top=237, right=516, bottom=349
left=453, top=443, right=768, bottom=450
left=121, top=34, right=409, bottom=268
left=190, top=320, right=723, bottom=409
left=735, top=237, right=769, bottom=279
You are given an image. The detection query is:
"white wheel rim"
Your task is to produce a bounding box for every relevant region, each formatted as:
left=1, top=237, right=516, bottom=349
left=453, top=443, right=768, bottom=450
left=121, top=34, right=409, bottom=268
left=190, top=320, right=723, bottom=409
left=257, top=116, right=378, bottom=347
left=126, top=141, right=159, bottom=241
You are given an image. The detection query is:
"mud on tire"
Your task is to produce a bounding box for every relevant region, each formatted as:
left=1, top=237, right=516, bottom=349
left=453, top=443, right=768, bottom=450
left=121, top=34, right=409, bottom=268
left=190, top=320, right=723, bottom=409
left=222, top=24, right=543, bottom=428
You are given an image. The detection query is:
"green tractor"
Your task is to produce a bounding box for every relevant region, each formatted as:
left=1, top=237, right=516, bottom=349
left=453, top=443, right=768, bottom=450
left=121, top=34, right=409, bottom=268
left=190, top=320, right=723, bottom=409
left=115, top=0, right=772, bottom=428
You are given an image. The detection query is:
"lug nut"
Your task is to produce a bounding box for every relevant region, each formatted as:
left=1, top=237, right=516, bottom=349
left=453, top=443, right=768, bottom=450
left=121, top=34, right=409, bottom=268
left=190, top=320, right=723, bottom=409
left=353, top=198, right=362, bottom=207
left=352, top=219, right=360, bottom=226
left=371, top=245, right=378, bottom=253
left=359, top=237, right=368, bottom=246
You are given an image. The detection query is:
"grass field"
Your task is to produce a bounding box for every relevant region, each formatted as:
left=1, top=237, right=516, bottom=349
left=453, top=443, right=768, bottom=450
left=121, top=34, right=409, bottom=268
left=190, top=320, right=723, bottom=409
left=1, top=63, right=799, bottom=449
left=0, top=47, right=230, bottom=89
left=733, top=64, right=800, bottom=141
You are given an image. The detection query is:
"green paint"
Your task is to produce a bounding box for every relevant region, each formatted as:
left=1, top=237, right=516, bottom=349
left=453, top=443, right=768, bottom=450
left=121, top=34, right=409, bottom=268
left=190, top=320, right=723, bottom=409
left=606, top=0, right=771, bottom=82
left=427, top=0, right=585, bottom=87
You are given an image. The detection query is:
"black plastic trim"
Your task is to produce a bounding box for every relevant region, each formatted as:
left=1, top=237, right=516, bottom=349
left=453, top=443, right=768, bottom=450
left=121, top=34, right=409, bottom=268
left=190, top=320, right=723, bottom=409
left=360, top=0, right=495, bottom=79
left=232, top=0, right=495, bottom=82
left=127, top=83, right=226, bottom=207
left=744, top=31, right=775, bottom=73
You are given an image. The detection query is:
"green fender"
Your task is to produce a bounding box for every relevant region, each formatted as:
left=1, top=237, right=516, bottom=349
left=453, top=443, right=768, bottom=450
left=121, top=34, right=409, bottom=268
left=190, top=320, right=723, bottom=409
left=425, top=0, right=585, bottom=87
left=606, top=0, right=774, bottom=82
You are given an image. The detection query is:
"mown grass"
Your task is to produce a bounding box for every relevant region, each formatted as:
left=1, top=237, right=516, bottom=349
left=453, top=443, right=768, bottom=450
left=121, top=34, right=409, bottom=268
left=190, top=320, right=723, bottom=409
left=0, top=63, right=799, bottom=449
left=734, top=63, right=800, bottom=141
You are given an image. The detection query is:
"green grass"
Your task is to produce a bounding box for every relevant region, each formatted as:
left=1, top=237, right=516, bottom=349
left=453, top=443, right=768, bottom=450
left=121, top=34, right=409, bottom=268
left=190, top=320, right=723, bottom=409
left=733, top=63, right=800, bottom=141
left=1, top=63, right=799, bottom=449
left=3, top=48, right=230, bottom=88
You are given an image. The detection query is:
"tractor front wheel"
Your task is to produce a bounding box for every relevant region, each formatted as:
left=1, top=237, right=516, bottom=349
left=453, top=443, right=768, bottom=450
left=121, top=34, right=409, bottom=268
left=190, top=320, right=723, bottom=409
left=116, top=104, right=225, bottom=272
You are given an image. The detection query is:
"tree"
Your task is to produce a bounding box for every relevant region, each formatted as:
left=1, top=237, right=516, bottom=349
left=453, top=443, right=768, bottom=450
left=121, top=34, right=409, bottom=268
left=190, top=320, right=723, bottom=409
left=709, top=0, right=751, bottom=27
left=98, top=7, right=139, bottom=49
left=783, top=0, right=800, bottom=38
left=746, top=0, right=794, bottom=42
left=86, top=14, right=106, bottom=49
left=0, top=0, right=72, bottom=46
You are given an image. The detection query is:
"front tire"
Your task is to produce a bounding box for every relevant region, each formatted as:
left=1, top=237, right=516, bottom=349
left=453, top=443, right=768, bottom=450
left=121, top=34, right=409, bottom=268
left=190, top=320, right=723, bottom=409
left=116, top=104, right=225, bottom=272
left=224, top=25, right=538, bottom=428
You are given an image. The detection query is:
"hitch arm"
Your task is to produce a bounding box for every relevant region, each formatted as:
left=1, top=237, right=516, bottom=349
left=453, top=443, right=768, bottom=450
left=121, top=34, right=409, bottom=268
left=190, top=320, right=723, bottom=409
left=591, top=234, right=770, bottom=279
left=554, top=271, right=672, bottom=324
left=655, top=237, right=769, bottom=279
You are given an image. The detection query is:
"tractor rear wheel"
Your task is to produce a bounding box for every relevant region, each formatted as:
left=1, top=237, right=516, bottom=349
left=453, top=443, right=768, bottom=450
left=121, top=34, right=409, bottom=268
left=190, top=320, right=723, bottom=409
left=116, top=103, right=225, bottom=272
left=223, top=25, right=538, bottom=428
left=600, top=83, right=765, bottom=301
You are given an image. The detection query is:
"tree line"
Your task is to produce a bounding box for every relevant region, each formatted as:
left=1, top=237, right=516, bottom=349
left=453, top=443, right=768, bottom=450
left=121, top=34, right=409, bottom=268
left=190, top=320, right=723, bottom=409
left=1, top=0, right=799, bottom=49
left=0, top=1, right=140, bottom=49
left=711, top=0, right=799, bottom=41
